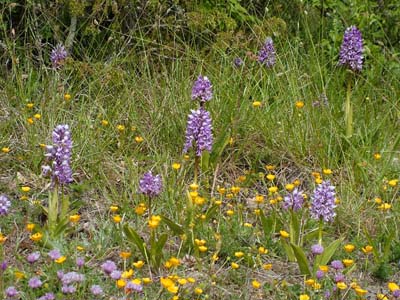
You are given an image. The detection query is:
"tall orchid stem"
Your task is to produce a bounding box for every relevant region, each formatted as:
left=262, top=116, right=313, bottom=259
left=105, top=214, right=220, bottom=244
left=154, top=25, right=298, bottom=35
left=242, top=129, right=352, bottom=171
left=318, top=218, right=323, bottom=245
left=345, top=78, right=353, bottom=138
left=148, top=196, right=152, bottom=220
left=194, top=156, right=199, bottom=184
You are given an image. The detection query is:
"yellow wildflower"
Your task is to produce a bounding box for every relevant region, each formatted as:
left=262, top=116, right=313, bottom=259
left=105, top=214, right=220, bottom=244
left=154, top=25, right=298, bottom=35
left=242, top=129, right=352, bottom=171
left=116, top=124, right=125, bottom=131
left=34, top=114, right=41, bottom=120
left=120, top=251, right=132, bottom=259
left=134, top=203, right=146, bottom=215
left=355, top=288, right=368, bottom=296
left=234, top=251, right=244, bottom=258
left=344, top=244, right=355, bottom=253
left=116, top=279, right=126, bottom=288
left=319, top=265, right=329, bottom=272
left=361, top=245, right=373, bottom=254
left=55, top=256, right=66, bottom=264
left=252, top=280, right=261, bottom=289
left=388, top=179, right=398, bottom=187
left=27, top=117, right=34, bottom=124
left=194, top=287, right=203, bottom=294
left=268, top=186, right=278, bottom=193
left=26, top=103, right=34, bottom=108
left=142, top=277, right=152, bottom=284
left=299, top=295, right=310, bottom=300
left=69, top=214, right=80, bottom=223
left=305, top=279, right=315, bottom=286
left=337, top=282, right=347, bottom=290
left=14, top=270, right=25, bottom=279
left=388, top=282, right=400, bottom=292
left=323, top=168, right=332, bottom=175
left=21, top=186, right=31, bottom=192
left=26, top=223, right=35, bottom=231
left=226, top=210, right=234, bottom=216
left=198, top=245, right=208, bottom=252
left=295, top=101, right=305, bottom=109
left=231, top=186, right=240, bottom=194
left=262, top=263, right=272, bottom=270
left=377, top=294, right=388, bottom=300
left=343, top=259, right=354, bottom=267
left=285, top=183, right=295, bottom=191
left=231, top=262, right=239, bottom=269
left=112, top=215, right=122, bottom=223
left=101, top=120, right=109, bottom=126
left=374, top=153, right=381, bottom=160
left=148, top=215, right=161, bottom=229
left=266, top=174, right=275, bottom=181
left=252, top=101, right=262, bottom=108
left=1, top=147, right=10, bottom=153
left=133, top=260, right=144, bottom=269
left=30, top=232, right=43, bottom=242
left=258, top=246, right=268, bottom=254
left=172, top=163, right=181, bottom=170
left=280, top=230, right=289, bottom=238
left=110, top=205, right=119, bottom=212
left=135, top=136, right=144, bottom=143
left=64, top=93, right=71, bottom=101
left=0, top=233, right=7, bottom=243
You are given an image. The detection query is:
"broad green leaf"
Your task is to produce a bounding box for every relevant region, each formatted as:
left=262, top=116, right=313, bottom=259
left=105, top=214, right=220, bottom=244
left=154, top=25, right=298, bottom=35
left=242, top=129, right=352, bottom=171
left=161, top=215, right=184, bottom=235
left=289, top=211, right=300, bottom=246
left=259, top=210, right=274, bottom=238
left=282, top=240, right=296, bottom=262
left=319, top=238, right=344, bottom=266
left=210, top=132, right=231, bottom=166
left=290, top=242, right=311, bottom=276
left=201, top=151, right=210, bottom=172
left=204, top=204, right=218, bottom=222
left=123, top=225, right=147, bottom=258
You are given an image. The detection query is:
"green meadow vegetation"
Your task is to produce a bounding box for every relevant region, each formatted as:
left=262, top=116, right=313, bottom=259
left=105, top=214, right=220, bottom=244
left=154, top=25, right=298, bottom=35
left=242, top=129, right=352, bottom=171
left=1, top=1, right=400, bottom=299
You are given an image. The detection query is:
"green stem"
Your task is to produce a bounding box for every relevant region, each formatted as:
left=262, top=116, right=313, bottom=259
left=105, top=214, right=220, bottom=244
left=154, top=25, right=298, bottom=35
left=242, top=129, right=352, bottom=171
left=345, top=79, right=353, bottom=138
left=194, top=156, right=199, bottom=184
left=148, top=196, right=152, bottom=220
left=318, top=218, right=323, bottom=245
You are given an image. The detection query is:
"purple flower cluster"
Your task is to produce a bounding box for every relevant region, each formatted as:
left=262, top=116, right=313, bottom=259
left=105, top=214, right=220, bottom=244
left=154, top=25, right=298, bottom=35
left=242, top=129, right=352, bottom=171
left=57, top=271, right=84, bottom=294
left=139, top=171, right=162, bottom=197
left=28, top=277, right=43, bottom=289
left=50, top=44, right=67, bottom=68
left=5, top=286, right=19, bottom=298
left=0, top=194, right=11, bottom=215
left=27, top=252, right=41, bottom=264
left=37, top=292, right=55, bottom=300
left=339, top=26, right=363, bottom=71
left=126, top=281, right=143, bottom=293
left=101, top=260, right=117, bottom=274
left=48, top=249, right=61, bottom=260
left=258, top=37, right=276, bottom=67
left=311, top=244, right=324, bottom=255
left=90, top=285, right=103, bottom=296
left=310, top=180, right=336, bottom=222
left=233, top=57, right=244, bottom=67
left=282, top=188, right=304, bottom=211
left=331, top=260, right=344, bottom=270
left=183, top=108, right=213, bottom=156
left=42, top=124, right=73, bottom=185
left=191, top=76, right=213, bottom=103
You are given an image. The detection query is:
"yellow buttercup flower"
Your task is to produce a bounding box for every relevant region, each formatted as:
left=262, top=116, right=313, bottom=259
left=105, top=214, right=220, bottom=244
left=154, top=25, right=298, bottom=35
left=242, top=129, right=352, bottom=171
left=69, top=214, right=80, bottom=223
left=374, top=153, right=381, bottom=160
left=344, top=244, right=355, bottom=253
left=27, top=117, right=34, bottom=124
left=323, top=168, right=332, bottom=175
left=133, top=260, right=144, bottom=269
left=231, top=262, right=239, bottom=269
left=254, top=195, right=264, bottom=204
left=110, top=205, right=119, bottom=212
left=231, top=186, right=240, bottom=194
left=388, top=282, right=400, bottom=292
left=295, top=101, right=305, bottom=109
left=135, top=136, right=144, bottom=143
left=362, top=245, right=373, bottom=254
left=300, top=295, right=310, bottom=300
left=30, top=232, right=43, bottom=242
left=280, top=230, right=289, bottom=238
left=305, top=279, right=315, bottom=286
left=377, top=294, right=388, bottom=300
left=116, top=279, right=126, bottom=288
left=26, top=223, right=35, bottom=231
left=266, top=174, right=275, bottom=181
left=0, top=233, right=7, bottom=244
left=177, top=278, right=187, bottom=285
left=262, top=263, right=272, bottom=270
left=172, top=163, right=181, bottom=170
left=355, top=287, right=367, bottom=296
left=120, top=251, right=132, bottom=259
left=378, top=203, right=391, bottom=211
left=337, top=282, right=347, bottom=290
left=134, top=203, right=146, bottom=215
left=101, top=120, right=109, bottom=126
left=26, top=103, right=34, bottom=108
left=268, top=186, right=278, bottom=193
left=285, top=184, right=295, bottom=191
left=76, top=246, right=85, bottom=251
left=1, top=147, right=10, bottom=153
left=21, top=186, right=31, bottom=192
left=116, top=124, right=125, bottom=131
left=142, top=277, right=152, bottom=284
left=55, top=256, right=66, bottom=264
left=226, top=210, right=234, bottom=216
left=343, top=259, right=354, bottom=267
left=64, top=94, right=71, bottom=101
left=258, top=246, right=268, bottom=254
left=388, top=179, right=398, bottom=187
left=121, top=269, right=134, bottom=279
left=34, top=114, right=41, bottom=120
left=319, top=265, right=329, bottom=272
left=112, top=215, right=122, bottom=223
left=198, top=246, right=208, bottom=252
left=252, top=101, right=262, bottom=108
left=148, top=215, right=161, bottom=229
left=194, top=287, right=203, bottom=294
left=252, top=280, right=261, bottom=289
left=234, top=251, right=244, bottom=258
left=14, top=270, right=25, bottom=279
